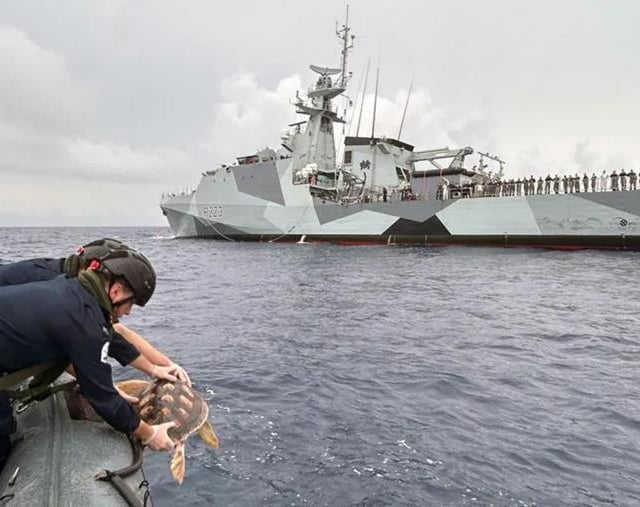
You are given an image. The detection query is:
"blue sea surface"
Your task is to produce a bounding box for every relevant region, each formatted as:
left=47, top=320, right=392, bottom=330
left=1, top=227, right=640, bottom=506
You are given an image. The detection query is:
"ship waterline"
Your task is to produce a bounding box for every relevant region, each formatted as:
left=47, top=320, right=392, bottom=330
left=161, top=177, right=640, bottom=250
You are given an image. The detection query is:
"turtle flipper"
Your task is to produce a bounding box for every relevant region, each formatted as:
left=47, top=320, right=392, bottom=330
left=197, top=421, right=219, bottom=449
left=115, top=379, right=151, bottom=399
left=170, top=441, right=186, bottom=484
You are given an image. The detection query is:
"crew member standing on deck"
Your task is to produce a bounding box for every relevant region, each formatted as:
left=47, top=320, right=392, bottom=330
left=0, top=249, right=176, bottom=471
left=611, top=170, right=619, bottom=191
left=630, top=169, right=638, bottom=191
left=599, top=170, right=608, bottom=191
left=574, top=174, right=581, bottom=193
left=591, top=173, right=597, bottom=192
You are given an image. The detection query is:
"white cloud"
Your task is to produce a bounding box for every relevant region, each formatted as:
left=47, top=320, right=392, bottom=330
left=0, top=25, right=194, bottom=187
left=347, top=87, right=444, bottom=143
left=343, top=85, right=500, bottom=172
left=0, top=25, right=90, bottom=132
left=200, top=72, right=302, bottom=164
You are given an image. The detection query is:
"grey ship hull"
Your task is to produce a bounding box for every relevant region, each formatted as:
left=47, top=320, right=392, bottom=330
left=160, top=163, right=640, bottom=250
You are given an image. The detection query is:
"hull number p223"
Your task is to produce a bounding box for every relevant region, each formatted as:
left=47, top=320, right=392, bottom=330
left=203, top=205, right=223, bottom=219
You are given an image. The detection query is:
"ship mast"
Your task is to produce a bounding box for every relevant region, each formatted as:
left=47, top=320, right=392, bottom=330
left=336, top=5, right=355, bottom=89
left=335, top=6, right=355, bottom=167
left=355, top=59, right=370, bottom=137
left=293, top=8, right=355, bottom=175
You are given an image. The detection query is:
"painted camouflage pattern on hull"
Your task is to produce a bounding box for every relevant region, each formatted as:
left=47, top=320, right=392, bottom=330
left=160, top=160, right=640, bottom=250
left=160, top=17, right=640, bottom=251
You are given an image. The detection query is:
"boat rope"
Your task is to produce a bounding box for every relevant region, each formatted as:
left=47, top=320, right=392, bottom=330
left=205, top=219, right=236, bottom=242
left=269, top=205, right=311, bottom=243
left=95, top=434, right=150, bottom=507
left=138, top=480, right=152, bottom=506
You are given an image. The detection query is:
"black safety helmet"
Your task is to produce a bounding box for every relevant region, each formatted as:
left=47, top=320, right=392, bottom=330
left=98, top=249, right=156, bottom=307
left=79, top=238, right=130, bottom=262
left=64, top=238, right=132, bottom=277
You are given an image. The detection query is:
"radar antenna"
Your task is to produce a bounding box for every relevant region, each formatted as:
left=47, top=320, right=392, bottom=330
left=310, top=65, right=341, bottom=76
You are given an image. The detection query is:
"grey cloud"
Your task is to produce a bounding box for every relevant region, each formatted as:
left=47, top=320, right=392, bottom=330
left=0, top=26, right=91, bottom=133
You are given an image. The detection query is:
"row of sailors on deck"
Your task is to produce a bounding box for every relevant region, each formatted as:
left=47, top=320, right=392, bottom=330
left=500, top=170, right=638, bottom=196
left=439, top=170, right=637, bottom=200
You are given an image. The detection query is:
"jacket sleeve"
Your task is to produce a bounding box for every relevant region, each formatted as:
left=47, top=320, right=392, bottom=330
left=109, top=330, right=142, bottom=366
left=0, top=258, right=63, bottom=287
left=59, top=320, right=141, bottom=433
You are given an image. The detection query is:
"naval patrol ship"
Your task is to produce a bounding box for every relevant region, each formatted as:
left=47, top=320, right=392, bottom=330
left=160, top=16, right=640, bottom=250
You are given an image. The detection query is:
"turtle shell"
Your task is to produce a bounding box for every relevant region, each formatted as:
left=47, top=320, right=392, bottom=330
left=137, top=379, right=209, bottom=441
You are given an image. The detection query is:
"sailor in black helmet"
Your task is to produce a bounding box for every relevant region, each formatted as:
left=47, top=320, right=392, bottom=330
left=0, top=238, right=191, bottom=387
left=0, top=246, right=175, bottom=470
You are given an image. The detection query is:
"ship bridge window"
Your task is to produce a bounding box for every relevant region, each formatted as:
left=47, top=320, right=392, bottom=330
left=237, top=155, right=259, bottom=165
left=396, top=166, right=410, bottom=181
left=344, top=150, right=352, bottom=164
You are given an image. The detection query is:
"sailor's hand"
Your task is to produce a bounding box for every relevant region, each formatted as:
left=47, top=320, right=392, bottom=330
left=143, top=422, right=176, bottom=451
left=151, top=364, right=178, bottom=382
left=116, top=386, right=140, bottom=404
left=168, top=363, right=191, bottom=386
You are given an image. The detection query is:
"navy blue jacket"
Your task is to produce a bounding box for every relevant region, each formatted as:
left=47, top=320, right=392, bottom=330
left=0, top=258, right=140, bottom=365
left=0, top=277, right=140, bottom=433
left=0, top=258, right=63, bottom=286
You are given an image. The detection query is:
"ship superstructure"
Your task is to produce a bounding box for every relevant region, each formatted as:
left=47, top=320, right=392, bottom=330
left=160, top=13, right=640, bottom=250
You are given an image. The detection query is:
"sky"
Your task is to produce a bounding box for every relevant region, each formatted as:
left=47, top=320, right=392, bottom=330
left=1, top=0, right=638, bottom=226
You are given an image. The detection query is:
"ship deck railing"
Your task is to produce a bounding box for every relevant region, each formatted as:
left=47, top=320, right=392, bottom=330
left=161, top=187, right=197, bottom=200
left=435, top=181, right=638, bottom=200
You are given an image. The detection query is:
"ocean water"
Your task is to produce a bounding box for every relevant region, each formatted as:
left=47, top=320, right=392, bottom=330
left=1, top=227, right=640, bottom=506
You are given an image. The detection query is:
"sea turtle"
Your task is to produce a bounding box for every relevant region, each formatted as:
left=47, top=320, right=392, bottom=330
left=117, top=378, right=219, bottom=484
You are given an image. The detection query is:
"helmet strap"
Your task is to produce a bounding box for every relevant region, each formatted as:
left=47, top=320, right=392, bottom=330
left=112, top=295, right=135, bottom=308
